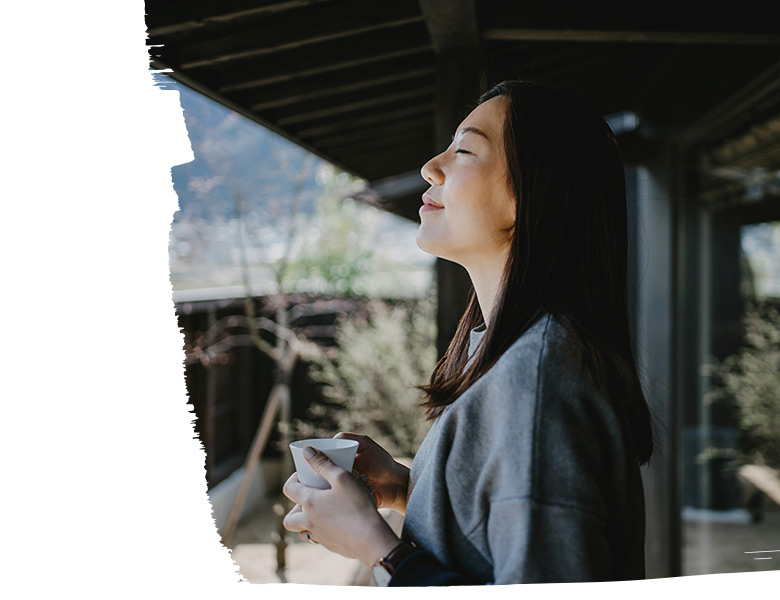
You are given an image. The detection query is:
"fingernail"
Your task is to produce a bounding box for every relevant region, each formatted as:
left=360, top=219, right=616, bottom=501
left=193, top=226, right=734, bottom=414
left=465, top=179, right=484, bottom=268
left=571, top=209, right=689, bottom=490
left=303, top=446, right=316, bottom=459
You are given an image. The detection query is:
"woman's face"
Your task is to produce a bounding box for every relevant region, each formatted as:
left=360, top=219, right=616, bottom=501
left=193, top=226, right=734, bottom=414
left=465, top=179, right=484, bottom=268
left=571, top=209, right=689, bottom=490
left=417, top=95, right=516, bottom=272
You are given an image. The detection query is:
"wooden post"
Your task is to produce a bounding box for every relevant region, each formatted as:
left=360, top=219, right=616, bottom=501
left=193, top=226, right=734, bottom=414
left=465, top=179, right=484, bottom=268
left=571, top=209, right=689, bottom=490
left=432, top=50, right=482, bottom=356
left=219, top=377, right=285, bottom=546
left=419, top=0, right=482, bottom=356
left=634, top=153, right=681, bottom=578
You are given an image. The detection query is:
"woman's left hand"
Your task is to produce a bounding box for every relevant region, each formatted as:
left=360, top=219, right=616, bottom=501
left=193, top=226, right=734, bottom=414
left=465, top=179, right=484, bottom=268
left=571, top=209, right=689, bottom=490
left=282, top=446, right=401, bottom=567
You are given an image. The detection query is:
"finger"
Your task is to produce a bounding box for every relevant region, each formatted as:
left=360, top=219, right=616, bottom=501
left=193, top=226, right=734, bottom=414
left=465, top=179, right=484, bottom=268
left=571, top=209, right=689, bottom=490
left=282, top=472, right=307, bottom=505
left=302, top=446, right=347, bottom=485
left=334, top=432, right=370, bottom=450
left=282, top=504, right=308, bottom=533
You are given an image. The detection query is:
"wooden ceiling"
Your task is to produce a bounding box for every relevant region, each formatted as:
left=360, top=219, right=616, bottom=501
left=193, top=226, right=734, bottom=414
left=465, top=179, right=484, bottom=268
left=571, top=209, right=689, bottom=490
left=146, top=0, right=780, bottom=221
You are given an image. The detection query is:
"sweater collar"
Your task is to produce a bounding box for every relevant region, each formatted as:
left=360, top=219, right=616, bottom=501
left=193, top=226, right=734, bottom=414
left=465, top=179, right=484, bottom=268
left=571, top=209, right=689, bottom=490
left=468, top=324, right=486, bottom=358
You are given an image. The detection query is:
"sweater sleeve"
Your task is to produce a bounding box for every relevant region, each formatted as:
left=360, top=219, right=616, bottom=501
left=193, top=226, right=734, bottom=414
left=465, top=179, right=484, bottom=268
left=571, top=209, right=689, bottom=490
left=389, top=549, right=487, bottom=586
left=388, top=498, right=612, bottom=586
left=485, top=497, right=612, bottom=583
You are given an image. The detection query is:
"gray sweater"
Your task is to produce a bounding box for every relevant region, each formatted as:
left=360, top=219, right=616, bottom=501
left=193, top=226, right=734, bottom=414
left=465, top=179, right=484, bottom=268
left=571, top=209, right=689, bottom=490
left=401, top=314, right=646, bottom=584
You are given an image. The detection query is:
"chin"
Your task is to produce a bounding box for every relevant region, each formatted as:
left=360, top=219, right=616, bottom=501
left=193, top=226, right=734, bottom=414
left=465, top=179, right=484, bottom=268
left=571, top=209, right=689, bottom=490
left=415, top=229, right=438, bottom=257
left=416, top=235, right=456, bottom=264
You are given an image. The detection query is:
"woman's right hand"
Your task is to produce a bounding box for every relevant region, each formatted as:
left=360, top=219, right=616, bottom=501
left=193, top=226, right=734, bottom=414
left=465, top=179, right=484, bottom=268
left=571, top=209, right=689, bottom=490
left=334, top=432, right=410, bottom=514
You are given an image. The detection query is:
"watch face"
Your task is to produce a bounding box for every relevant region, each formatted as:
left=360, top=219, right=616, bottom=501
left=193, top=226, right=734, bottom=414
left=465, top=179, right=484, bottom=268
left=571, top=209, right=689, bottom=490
left=372, top=564, right=392, bottom=587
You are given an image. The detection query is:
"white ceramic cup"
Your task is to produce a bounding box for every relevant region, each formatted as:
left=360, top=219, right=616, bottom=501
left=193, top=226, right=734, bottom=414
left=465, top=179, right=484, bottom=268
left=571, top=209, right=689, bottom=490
left=289, top=438, right=359, bottom=489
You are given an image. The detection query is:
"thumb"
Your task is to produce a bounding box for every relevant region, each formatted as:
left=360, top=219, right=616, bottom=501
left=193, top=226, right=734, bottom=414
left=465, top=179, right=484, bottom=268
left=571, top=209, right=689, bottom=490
left=303, top=446, right=343, bottom=482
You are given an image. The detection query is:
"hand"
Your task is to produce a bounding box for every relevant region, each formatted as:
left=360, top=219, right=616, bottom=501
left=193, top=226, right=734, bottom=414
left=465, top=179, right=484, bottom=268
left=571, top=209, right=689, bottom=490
left=334, top=432, right=410, bottom=514
left=282, top=446, right=401, bottom=568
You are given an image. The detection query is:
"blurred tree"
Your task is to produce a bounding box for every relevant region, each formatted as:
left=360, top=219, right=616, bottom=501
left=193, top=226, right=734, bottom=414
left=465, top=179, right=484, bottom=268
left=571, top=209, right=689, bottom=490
left=278, top=164, right=376, bottom=297
left=707, top=302, right=780, bottom=469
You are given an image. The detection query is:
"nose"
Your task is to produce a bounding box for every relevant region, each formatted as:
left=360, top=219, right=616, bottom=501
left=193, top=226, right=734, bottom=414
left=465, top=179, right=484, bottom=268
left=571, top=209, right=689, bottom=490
left=421, top=152, right=444, bottom=185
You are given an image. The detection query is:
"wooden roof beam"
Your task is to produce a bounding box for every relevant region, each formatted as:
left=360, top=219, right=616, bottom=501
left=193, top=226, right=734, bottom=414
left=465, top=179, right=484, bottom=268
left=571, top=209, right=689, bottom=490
left=369, top=170, right=428, bottom=201
left=179, top=11, right=424, bottom=69
left=325, top=129, right=432, bottom=157
left=249, top=67, right=434, bottom=112
left=147, top=0, right=337, bottom=37
left=677, top=59, right=780, bottom=145
left=219, top=45, right=431, bottom=92
left=312, top=116, right=433, bottom=149
left=419, top=0, right=480, bottom=52
left=294, top=104, right=433, bottom=139
left=276, top=87, right=435, bottom=126
left=484, top=29, right=780, bottom=45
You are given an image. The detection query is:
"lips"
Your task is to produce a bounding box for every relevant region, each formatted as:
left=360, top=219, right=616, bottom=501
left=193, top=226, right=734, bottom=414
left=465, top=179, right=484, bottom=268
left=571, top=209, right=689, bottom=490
left=421, top=193, right=444, bottom=209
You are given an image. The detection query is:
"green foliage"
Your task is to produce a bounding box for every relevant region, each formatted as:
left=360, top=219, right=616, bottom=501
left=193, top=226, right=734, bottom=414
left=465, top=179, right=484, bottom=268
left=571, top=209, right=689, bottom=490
left=279, top=191, right=375, bottom=296
left=296, top=297, right=437, bottom=459
left=708, top=303, right=780, bottom=468
left=276, top=164, right=378, bottom=296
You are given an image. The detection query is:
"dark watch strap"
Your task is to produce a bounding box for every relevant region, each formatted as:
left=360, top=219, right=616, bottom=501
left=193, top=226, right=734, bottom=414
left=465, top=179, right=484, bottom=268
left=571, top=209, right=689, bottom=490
left=378, top=542, right=418, bottom=575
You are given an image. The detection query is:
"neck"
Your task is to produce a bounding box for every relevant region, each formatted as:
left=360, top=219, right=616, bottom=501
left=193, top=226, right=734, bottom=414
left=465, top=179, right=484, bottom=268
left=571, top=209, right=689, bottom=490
left=464, top=253, right=507, bottom=328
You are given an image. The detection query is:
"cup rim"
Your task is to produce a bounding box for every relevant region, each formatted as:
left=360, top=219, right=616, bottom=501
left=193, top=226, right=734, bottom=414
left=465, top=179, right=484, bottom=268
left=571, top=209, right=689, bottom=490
left=289, top=438, right=359, bottom=450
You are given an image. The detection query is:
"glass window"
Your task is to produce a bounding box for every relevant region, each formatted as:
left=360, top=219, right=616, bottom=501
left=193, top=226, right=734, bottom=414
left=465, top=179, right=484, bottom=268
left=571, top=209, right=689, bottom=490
left=682, top=219, right=780, bottom=575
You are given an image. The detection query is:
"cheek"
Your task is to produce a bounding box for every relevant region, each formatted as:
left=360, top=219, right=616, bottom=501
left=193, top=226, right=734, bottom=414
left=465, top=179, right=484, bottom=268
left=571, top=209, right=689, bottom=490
left=488, top=189, right=517, bottom=239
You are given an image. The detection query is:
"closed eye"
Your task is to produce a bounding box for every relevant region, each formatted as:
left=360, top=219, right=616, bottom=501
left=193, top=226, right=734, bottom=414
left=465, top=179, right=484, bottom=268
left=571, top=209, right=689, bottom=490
left=455, top=149, right=472, bottom=154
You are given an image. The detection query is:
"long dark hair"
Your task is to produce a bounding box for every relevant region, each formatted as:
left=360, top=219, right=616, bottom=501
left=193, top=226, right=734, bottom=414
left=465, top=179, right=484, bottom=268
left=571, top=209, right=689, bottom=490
left=421, top=80, right=653, bottom=465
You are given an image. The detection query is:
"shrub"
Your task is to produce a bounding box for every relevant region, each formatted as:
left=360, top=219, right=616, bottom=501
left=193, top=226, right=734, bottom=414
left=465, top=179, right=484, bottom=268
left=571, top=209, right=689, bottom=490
left=708, top=302, right=780, bottom=469
left=296, top=297, right=437, bottom=459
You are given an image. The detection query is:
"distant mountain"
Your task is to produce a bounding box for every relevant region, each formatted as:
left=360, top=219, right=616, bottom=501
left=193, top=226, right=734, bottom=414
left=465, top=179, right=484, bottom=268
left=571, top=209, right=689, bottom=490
left=165, top=80, right=435, bottom=300
left=170, top=82, right=324, bottom=223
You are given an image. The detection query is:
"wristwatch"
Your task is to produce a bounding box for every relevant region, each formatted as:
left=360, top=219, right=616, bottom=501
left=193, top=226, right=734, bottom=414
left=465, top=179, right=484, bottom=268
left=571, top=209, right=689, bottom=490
left=371, top=541, right=418, bottom=586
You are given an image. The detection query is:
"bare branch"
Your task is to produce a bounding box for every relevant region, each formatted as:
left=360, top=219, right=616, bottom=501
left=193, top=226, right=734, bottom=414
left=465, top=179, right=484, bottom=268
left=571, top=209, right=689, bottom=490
left=184, top=334, right=262, bottom=366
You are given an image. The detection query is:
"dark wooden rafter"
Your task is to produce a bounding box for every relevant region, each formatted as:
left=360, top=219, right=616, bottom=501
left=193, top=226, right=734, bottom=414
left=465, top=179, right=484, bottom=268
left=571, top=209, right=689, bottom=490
left=677, top=59, right=780, bottom=146
left=232, top=51, right=434, bottom=103
left=708, top=115, right=780, bottom=171
left=218, top=43, right=432, bottom=93
left=294, top=104, right=434, bottom=139
left=313, top=116, right=433, bottom=149
left=419, top=0, right=480, bottom=52
left=255, top=73, right=434, bottom=121
left=314, top=152, right=429, bottom=185
left=369, top=170, right=428, bottom=197
left=146, top=0, right=339, bottom=36
left=276, top=87, right=436, bottom=127
left=178, top=4, right=424, bottom=69
left=359, top=144, right=432, bottom=168
left=248, top=67, right=435, bottom=112
left=483, top=28, right=780, bottom=45
left=328, top=129, right=433, bottom=159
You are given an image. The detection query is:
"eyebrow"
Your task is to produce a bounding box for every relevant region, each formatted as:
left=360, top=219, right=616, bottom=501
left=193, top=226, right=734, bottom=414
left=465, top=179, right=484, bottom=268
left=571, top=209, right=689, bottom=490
left=453, top=126, right=490, bottom=142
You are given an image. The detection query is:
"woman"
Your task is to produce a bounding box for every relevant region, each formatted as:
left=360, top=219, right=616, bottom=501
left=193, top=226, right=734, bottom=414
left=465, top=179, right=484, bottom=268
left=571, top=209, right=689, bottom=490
left=282, top=80, right=654, bottom=585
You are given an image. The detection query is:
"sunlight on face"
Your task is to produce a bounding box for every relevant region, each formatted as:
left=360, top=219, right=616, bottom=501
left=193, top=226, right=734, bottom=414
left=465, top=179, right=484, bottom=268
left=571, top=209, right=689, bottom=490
left=417, top=96, right=516, bottom=274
